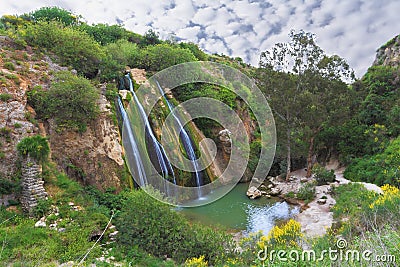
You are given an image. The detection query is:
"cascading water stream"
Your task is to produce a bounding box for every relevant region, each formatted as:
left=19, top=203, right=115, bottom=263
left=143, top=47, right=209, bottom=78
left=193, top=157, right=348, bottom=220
left=125, top=75, right=176, bottom=187
left=117, top=98, right=147, bottom=186
left=156, top=80, right=203, bottom=197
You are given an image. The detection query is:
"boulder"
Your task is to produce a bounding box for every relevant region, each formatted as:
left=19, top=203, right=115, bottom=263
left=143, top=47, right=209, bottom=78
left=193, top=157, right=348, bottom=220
left=35, top=217, right=46, bottom=228
left=270, top=187, right=282, bottom=196
left=218, top=129, right=232, bottom=154
left=246, top=186, right=262, bottom=199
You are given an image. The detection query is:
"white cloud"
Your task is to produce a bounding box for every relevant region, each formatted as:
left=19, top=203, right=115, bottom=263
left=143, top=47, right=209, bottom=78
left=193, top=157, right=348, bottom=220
left=1, top=0, right=399, bottom=77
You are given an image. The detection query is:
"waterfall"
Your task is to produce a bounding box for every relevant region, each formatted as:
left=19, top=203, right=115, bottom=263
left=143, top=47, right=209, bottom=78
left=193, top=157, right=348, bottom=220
left=125, top=75, right=176, bottom=186
left=155, top=80, right=203, bottom=197
left=117, top=98, right=147, bottom=186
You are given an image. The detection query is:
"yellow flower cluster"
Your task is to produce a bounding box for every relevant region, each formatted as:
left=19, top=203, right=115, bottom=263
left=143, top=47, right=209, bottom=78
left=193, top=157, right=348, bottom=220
left=184, top=255, right=208, bottom=267
left=369, top=184, right=400, bottom=209
left=258, top=219, right=302, bottom=248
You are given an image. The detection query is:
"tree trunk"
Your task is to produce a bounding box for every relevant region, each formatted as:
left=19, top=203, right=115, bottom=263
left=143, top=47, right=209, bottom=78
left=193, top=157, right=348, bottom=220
left=286, top=126, right=291, bottom=181
left=306, top=135, right=315, bottom=178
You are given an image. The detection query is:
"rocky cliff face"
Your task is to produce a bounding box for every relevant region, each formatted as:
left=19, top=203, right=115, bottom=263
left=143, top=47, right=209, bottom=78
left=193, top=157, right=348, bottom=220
left=0, top=37, right=124, bottom=191
left=0, top=37, right=46, bottom=177
left=45, top=89, right=124, bottom=190
left=373, top=34, right=400, bottom=67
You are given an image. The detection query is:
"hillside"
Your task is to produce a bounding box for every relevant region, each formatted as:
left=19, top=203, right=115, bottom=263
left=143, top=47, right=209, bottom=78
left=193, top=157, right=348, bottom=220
left=0, top=7, right=399, bottom=267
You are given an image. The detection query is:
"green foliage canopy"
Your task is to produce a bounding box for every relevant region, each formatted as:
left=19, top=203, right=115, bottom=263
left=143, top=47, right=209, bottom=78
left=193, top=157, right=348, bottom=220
left=17, top=135, right=50, bottom=163
left=27, top=71, right=100, bottom=132
left=115, top=189, right=234, bottom=264
left=23, top=21, right=105, bottom=77
left=344, top=136, right=400, bottom=187
left=138, top=43, right=197, bottom=71
left=26, top=6, right=81, bottom=26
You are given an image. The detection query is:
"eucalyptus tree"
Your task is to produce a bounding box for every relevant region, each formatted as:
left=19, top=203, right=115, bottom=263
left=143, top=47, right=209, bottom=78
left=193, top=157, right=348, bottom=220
left=258, top=30, right=354, bottom=179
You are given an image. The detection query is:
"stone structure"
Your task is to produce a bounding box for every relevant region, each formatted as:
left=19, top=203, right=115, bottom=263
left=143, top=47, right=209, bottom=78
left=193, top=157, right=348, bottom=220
left=20, top=156, right=48, bottom=213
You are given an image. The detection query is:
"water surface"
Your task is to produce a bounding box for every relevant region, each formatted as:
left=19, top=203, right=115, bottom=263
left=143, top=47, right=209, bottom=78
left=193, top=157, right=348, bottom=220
left=179, top=183, right=299, bottom=235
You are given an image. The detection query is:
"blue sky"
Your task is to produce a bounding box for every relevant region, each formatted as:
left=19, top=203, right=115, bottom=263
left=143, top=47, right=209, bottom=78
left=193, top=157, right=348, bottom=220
left=2, top=0, right=399, bottom=77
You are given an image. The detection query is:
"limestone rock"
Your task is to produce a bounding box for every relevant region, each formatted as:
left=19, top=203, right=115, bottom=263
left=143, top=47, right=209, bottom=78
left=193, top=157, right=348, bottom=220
left=246, top=186, right=262, bottom=199
left=218, top=129, right=232, bottom=154
left=270, top=187, right=281, bottom=196
left=35, top=217, right=46, bottom=228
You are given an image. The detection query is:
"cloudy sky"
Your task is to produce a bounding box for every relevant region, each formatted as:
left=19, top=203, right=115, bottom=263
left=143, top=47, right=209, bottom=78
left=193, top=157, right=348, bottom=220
left=2, top=0, right=399, bottom=77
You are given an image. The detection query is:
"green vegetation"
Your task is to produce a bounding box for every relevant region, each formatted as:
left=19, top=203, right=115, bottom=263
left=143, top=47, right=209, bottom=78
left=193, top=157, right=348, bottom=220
left=0, top=7, right=399, bottom=267
left=296, top=182, right=316, bottom=203
left=26, top=6, right=81, bottom=26
left=115, top=189, right=234, bottom=265
left=312, top=164, right=336, bottom=185
left=258, top=30, right=354, bottom=179
left=3, top=61, right=15, bottom=71
left=0, top=93, right=12, bottom=102
left=344, top=136, right=400, bottom=186
left=137, top=43, right=197, bottom=71
left=23, top=21, right=105, bottom=77
left=16, top=135, right=50, bottom=163
left=28, top=71, right=100, bottom=132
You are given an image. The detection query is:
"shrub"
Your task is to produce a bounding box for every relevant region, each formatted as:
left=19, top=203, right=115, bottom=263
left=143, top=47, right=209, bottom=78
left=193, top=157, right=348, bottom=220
left=138, top=43, right=197, bottom=71
left=312, top=164, right=335, bottom=185
left=79, top=23, right=131, bottom=45
left=0, top=127, right=12, bottom=142
left=0, top=93, right=12, bottom=102
left=32, top=198, right=51, bottom=217
left=23, top=21, right=105, bottom=77
left=115, top=189, right=234, bottom=264
left=27, top=6, right=81, bottom=26
left=297, top=182, right=316, bottom=203
left=0, top=177, right=18, bottom=194
left=257, top=219, right=303, bottom=249
left=100, top=40, right=141, bottom=81
left=344, top=136, right=400, bottom=186
left=3, top=61, right=15, bottom=71
left=16, top=135, right=50, bottom=163
left=184, top=255, right=208, bottom=267
left=27, top=71, right=100, bottom=132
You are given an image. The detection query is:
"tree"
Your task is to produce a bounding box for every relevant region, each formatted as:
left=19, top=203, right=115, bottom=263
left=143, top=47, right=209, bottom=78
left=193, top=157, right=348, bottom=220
left=27, top=6, right=81, bottom=26
left=140, top=29, right=162, bottom=47
left=138, top=43, right=197, bottom=71
left=258, top=30, right=354, bottom=179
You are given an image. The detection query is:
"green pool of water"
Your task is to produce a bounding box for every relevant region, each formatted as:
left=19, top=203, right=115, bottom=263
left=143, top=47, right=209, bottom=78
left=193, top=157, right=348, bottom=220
left=178, top=183, right=299, bottom=234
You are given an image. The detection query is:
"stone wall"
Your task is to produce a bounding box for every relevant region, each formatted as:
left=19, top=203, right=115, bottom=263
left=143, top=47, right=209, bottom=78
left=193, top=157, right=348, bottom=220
left=20, top=156, right=48, bottom=213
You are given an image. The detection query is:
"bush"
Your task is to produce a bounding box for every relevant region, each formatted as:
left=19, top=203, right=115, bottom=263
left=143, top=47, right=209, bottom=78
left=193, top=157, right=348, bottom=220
left=0, top=177, right=19, bottom=194
left=79, top=23, right=131, bottom=45
left=16, top=135, right=49, bottom=163
left=23, top=21, right=105, bottom=77
left=138, top=43, right=197, bottom=71
left=27, top=6, right=81, bottom=26
left=27, top=71, right=100, bottom=132
left=344, top=136, right=400, bottom=186
left=115, top=189, right=234, bottom=264
left=312, top=164, right=335, bottom=185
left=3, top=61, right=15, bottom=71
left=0, top=93, right=12, bottom=102
left=100, top=40, right=141, bottom=81
left=297, top=182, right=315, bottom=203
